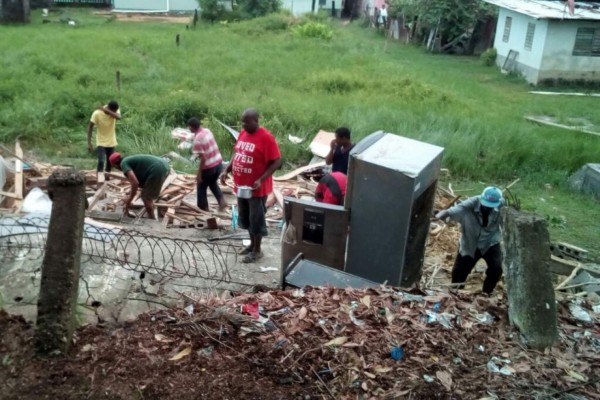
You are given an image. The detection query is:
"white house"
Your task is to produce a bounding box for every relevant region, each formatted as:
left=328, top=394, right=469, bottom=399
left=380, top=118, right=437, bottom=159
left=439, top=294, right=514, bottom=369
left=113, top=0, right=317, bottom=16
left=483, top=0, right=600, bottom=84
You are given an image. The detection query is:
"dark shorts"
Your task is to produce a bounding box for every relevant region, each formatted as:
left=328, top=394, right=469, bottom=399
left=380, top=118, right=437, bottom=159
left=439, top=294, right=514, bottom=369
left=141, top=168, right=169, bottom=201
left=238, top=196, right=268, bottom=236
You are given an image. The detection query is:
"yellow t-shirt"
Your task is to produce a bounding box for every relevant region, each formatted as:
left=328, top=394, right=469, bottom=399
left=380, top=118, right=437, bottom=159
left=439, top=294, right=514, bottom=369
left=90, top=107, right=120, bottom=147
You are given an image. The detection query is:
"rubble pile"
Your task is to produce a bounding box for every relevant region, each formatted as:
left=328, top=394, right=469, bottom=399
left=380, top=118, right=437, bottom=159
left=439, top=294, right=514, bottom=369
left=2, top=287, right=598, bottom=399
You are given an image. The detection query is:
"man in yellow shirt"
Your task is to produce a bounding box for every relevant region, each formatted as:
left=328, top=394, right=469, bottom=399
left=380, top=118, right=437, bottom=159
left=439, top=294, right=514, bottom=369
left=87, top=100, right=121, bottom=177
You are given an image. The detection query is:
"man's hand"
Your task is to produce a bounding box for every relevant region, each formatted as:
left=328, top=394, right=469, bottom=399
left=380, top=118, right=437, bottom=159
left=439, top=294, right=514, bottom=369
left=330, top=139, right=337, bottom=150
left=196, top=174, right=203, bottom=184
left=435, top=210, right=449, bottom=220
left=252, top=178, right=263, bottom=190
left=87, top=142, right=94, bottom=153
left=220, top=172, right=228, bottom=186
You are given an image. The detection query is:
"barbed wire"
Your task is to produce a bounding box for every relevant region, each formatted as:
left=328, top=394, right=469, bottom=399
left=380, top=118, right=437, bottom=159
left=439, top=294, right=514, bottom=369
left=0, top=214, right=245, bottom=286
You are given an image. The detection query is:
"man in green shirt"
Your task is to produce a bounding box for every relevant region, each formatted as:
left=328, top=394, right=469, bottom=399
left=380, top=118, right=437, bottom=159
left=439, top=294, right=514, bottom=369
left=109, top=152, right=170, bottom=219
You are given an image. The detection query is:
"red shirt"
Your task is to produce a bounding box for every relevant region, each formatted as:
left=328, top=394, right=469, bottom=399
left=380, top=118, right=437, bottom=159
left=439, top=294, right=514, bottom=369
left=315, top=172, right=347, bottom=205
left=232, top=127, right=281, bottom=198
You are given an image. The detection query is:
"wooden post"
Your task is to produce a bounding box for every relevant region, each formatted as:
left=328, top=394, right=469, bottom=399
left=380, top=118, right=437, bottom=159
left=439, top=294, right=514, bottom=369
left=35, top=169, right=86, bottom=356
left=116, top=70, right=121, bottom=93
left=176, top=34, right=180, bottom=47
left=501, top=208, right=558, bottom=349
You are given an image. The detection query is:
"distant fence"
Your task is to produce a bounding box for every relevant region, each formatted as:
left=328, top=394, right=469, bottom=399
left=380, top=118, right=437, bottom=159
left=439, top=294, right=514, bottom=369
left=52, top=0, right=113, bottom=7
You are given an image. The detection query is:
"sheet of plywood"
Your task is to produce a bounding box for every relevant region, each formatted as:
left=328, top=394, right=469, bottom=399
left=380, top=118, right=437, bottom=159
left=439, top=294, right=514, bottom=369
left=309, top=130, right=335, bottom=158
left=274, top=161, right=326, bottom=182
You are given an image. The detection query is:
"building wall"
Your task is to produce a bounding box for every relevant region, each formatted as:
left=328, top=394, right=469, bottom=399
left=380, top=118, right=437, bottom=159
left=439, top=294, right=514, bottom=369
left=493, top=8, right=548, bottom=84
left=539, top=20, right=600, bottom=83
left=114, top=0, right=168, bottom=11
left=280, top=0, right=314, bottom=16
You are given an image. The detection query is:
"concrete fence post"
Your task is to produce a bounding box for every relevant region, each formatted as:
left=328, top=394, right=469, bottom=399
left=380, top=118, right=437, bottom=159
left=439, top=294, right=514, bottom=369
left=501, top=207, right=558, bottom=349
left=35, top=169, right=86, bottom=355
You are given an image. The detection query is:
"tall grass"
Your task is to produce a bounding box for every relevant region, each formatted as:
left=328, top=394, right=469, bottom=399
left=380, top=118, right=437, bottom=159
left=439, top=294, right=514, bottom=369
left=1, top=8, right=599, bottom=183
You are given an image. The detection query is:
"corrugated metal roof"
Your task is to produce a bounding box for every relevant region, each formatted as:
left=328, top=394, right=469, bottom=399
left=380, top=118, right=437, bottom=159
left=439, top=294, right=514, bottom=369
left=482, top=0, right=600, bottom=20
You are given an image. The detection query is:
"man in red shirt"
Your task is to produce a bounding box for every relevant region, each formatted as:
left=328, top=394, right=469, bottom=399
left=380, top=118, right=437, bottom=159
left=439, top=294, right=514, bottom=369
left=221, top=109, right=282, bottom=263
left=315, top=172, right=347, bottom=206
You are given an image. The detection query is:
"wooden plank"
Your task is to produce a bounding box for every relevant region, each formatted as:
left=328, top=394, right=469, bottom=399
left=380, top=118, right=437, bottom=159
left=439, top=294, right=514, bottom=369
left=525, top=116, right=600, bottom=137
left=273, top=188, right=284, bottom=208
left=159, top=173, right=178, bottom=195
left=163, top=207, right=175, bottom=228
left=274, top=161, right=326, bottom=182
left=182, top=200, right=212, bottom=215
left=105, top=172, right=128, bottom=181
left=0, top=190, right=19, bottom=199
left=168, top=193, right=185, bottom=204
left=26, top=176, right=49, bottom=189
left=87, top=183, right=109, bottom=211
left=13, top=140, right=24, bottom=211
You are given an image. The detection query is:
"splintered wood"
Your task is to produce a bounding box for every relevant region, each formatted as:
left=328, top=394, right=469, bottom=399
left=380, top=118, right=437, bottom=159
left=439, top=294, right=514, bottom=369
left=85, top=172, right=221, bottom=229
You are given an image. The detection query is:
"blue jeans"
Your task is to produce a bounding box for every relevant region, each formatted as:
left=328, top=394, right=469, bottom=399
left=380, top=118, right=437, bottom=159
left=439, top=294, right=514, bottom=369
left=96, top=146, right=114, bottom=173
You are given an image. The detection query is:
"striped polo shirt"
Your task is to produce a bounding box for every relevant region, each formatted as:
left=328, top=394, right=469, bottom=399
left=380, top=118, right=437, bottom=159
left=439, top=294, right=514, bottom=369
left=192, top=128, right=223, bottom=170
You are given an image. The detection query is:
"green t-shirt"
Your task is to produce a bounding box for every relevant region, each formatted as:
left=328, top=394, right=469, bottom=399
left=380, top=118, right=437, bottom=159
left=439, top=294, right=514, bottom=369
left=120, top=155, right=169, bottom=187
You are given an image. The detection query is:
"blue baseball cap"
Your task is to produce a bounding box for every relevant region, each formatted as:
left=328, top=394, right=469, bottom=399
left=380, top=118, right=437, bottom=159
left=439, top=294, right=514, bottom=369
left=480, top=186, right=503, bottom=208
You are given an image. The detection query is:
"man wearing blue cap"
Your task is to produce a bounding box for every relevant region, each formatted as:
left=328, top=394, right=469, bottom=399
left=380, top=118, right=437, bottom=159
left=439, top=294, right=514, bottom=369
left=435, top=186, right=504, bottom=294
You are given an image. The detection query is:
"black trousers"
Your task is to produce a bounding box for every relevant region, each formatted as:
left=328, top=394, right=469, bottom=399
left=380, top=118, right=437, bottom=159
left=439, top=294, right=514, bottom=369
left=196, top=163, right=224, bottom=211
left=96, top=146, right=114, bottom=173
left=452, top=243, right=502, bottom=294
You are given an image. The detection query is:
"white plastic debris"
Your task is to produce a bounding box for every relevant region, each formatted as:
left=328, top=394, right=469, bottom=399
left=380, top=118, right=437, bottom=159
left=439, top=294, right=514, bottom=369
left=259, top=266, right=278, bottom=273
left=287, top=134, right=304, bottom=144
left=292, top=289, right=305, bottom=298
left=473, top=312, right=494, bottom=325
left=184, top=304, right=194, bottom=316
left=425, top=310, right=455, bottom=329
left=396, top=292, right=425, bottom=303
left=593, top=304, right=600, bottom=314
left=569, top=304, right=592, bottom=322
left=487, top=358, right=513, bottom=376
left=349, top=310, right=365, bottom=326
left=423, top=375, right=434, bottom=383
left=177, top=141, right=192, bottom=150
left=22, top=187, right=52, bottom=215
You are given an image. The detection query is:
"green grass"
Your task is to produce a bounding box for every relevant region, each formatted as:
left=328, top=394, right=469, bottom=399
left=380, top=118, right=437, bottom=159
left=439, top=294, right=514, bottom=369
left=1, top=8, right=599, bottom=258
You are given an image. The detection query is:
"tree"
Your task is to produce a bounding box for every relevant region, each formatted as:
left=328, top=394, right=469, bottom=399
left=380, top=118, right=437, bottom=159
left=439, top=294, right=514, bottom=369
left=389, top=0, right=495, bottom=45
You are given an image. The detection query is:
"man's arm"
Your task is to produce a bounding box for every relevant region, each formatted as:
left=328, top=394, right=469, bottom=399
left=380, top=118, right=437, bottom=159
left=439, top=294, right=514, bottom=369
left=99, top=107, right=122, bottom=120
left=87, top=122, right=95, bottom=152
left=196, top=153, right=205, bottom=183
left=325, top=139, right=336, bottom=166
left=220, top=161, right=233, bottom=185
left=124, top=170, right=139, bottom=214
left=252, top=158, right=283, bottom=190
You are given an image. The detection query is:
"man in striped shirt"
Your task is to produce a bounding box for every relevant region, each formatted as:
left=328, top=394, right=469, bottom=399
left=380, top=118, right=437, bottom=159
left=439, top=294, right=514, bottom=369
left=188, top=117, right=228, bottom=211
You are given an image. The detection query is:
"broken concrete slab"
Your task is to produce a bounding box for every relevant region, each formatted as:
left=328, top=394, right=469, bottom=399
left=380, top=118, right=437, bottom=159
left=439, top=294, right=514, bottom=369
left=568, top=163, right=600, bottom=200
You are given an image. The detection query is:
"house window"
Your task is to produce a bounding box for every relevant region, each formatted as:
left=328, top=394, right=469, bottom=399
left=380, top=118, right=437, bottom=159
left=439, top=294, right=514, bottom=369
left=524, top=22, right=536, bottom=51
left=502, top=16, right=512, bottom=42
left=573, top=27, right=600, bottom=56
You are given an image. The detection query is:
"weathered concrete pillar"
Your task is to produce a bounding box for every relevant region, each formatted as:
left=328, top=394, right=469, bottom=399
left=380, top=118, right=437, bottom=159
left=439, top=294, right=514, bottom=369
left=35, top=169, right=86, bottom=355
left=501, top=207, right=558, bottom=349
left=0, top=0, right=31, bottom=23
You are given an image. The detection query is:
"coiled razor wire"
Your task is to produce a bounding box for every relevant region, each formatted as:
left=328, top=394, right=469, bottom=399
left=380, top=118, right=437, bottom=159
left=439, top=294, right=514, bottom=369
left=0, top=214, right=248, bottom=287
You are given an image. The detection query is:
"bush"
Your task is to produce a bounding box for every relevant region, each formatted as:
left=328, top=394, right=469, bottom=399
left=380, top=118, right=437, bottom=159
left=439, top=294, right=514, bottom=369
left=255, top=13, right=291, bottom=31
left=480, top=48, right=497, bottom=67
left=292, top=21, right=332, bottom=40
left=198, top=0, right=226, bottom=22
left=238, top=0, right=281, bottom=18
